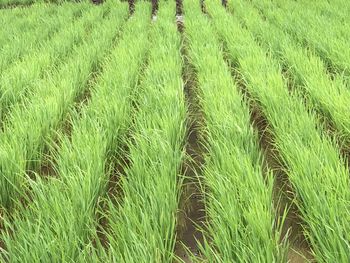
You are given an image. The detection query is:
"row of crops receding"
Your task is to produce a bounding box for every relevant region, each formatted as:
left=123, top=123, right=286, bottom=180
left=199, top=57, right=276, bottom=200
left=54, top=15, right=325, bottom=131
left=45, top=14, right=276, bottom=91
left=1, top=0, right=350, bottom=262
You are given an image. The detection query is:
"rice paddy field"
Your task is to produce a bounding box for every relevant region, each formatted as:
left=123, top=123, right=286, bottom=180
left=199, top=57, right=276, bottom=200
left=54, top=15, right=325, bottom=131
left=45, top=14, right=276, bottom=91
left=0, top=0, right=349, bottom=262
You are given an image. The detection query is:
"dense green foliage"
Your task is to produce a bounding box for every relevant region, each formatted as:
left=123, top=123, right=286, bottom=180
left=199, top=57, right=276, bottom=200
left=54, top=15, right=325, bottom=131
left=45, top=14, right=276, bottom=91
left=1, top=0, right=350, bottom=262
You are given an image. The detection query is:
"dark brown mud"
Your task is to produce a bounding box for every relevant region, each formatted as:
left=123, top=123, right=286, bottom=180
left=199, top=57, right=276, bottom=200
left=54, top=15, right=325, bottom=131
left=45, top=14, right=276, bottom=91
left=221, top=0, right=227, bottom=8
left=200, top=0, right=207, bottom=15
left=91, top=0, right=103, bottom=5
left=252, top=108, right=314, bottom=263
left=174, top=9, right=206, bottom=263
left=175, top=0, right=182, bottom=17
left=151, top=0, right=158, bottom=17
left=175, top=106, right=206, bottom=262
left=128, top=0, right=135, bottom=15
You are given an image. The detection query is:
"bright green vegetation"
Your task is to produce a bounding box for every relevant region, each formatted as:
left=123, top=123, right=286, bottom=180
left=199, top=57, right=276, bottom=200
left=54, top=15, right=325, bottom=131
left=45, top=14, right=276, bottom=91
left=251, top=0, right=350, bottom=86
left=0, top=4, right=100, bottom=120
left=1, top=4, right=59, bottom=44
left=274, top=0, right=350, bottom=41
left=207, top=1, right=350, bottom=262
left=294, top=0, right=349, bottom=22
left=1, top=0, right=350, bottom=262
left=0, top=3, right=87, bottom=72
left=96, top=2, right=185, bottom=262
left=183, top=0, right=284, bottom=262
left=0, top=3, right=149, bottom=261
left=229, top=0, right=350, bottom=152
left=0, top=1, right=126, bottom=211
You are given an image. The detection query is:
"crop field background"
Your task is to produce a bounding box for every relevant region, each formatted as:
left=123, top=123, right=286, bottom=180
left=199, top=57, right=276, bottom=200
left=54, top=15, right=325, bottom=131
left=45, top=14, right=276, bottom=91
left=0, top=0, right=349, bottom=262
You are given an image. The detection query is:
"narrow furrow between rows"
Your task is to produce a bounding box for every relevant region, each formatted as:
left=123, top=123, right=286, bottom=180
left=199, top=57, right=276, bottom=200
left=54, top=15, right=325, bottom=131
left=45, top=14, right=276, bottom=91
left=233, top=62, right=312, bottom=262
left=174, top=1, right=206, bottom=262
left=128, top=0, right=134, bottom=16
left=184, top=0, right=286, bottom=262
left=151, top=0, right=158, bottom=18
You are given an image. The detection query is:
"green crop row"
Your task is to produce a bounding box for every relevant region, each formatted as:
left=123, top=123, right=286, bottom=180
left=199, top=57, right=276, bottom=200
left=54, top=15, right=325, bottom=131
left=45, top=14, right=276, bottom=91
left=183, top=0, right=285, bottom=262
left=0, top=1, right=127, bottom=211
left=0, top=3, right=59, bottom=40
left=0, top=3, right=86, bottom=73
left=93, top=2, right=186, bottom=262
left=251, top=0, right=350, bottom=86
left=278, top=0, right=350, bottom=40
left=1, top=3, right=152, bottom=262
left=0, top=3, right=97, bottom=121
left=207, top=1, right=350, bottom=262
left=294, top=0, right=349, bottom=22
left=229, top=0, right=350, bottom=158
left=273, top=0, right=350, bottom=41
left=1, top=1, right=350, bottom=262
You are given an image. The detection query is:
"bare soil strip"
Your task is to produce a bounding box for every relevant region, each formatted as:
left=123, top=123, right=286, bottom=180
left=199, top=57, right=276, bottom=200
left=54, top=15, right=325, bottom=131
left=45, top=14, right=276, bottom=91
left=221, top=0, right=227, bottom=8
left=174, top=10, right=206, bottom=263
left=175, top=0, right=182, bottom=18
left=151, top=0, right=158, bottom=17
left=128, top=0, right=135, bottom=15
left=200, top=0, right=207, bottom=15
